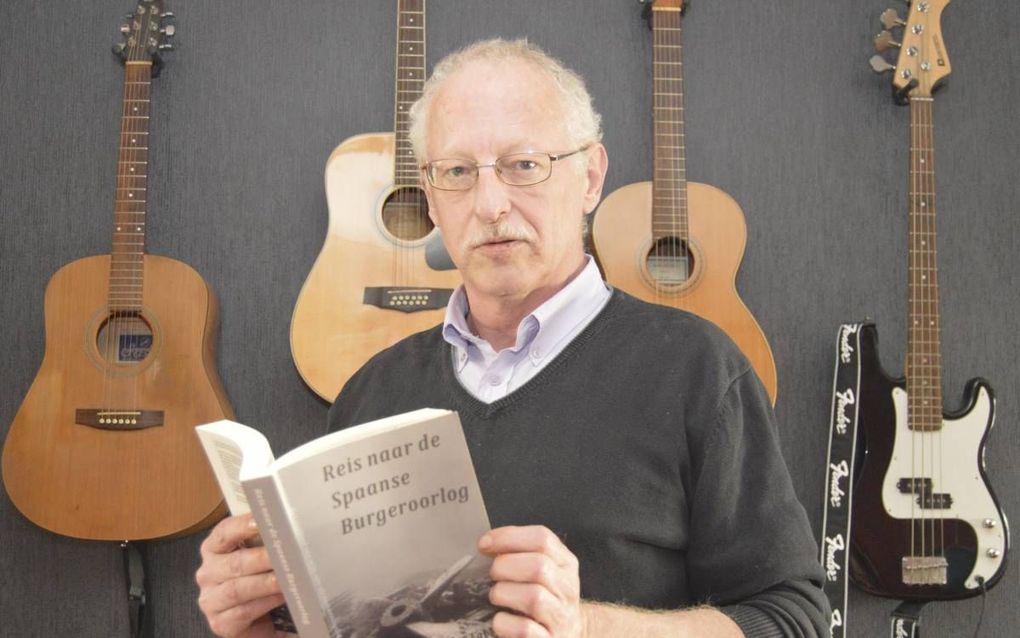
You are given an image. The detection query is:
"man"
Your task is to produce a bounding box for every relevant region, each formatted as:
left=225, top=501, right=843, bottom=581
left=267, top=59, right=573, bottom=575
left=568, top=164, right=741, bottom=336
left=197, top=39, right=828, bottom=637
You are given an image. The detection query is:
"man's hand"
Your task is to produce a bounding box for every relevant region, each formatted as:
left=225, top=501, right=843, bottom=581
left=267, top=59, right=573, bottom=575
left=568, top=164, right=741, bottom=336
left=195, top=513, right=288, bottom=637
left=480, top=525, right=586, bottom=638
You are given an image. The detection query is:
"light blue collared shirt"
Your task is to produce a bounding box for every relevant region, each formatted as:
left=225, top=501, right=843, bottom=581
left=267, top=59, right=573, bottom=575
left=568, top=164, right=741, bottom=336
left=441, top=255, right=611, bottom=403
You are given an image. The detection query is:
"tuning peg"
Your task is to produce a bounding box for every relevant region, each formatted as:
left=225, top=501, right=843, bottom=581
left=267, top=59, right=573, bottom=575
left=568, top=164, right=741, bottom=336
left=874, top=30, right=901, bottom=52
left=869, top=54, right=895, bottom=74
left=120, top=23, right=131, bottom=34
left=112, top=41, right=127, bottom=57
left=880, top=8, right=906, bottom=30
left=158, top=43, right=174, bottom=52
left=160, top=24, right=176, bottom=38
left=160, top=11, right=174, bottom=19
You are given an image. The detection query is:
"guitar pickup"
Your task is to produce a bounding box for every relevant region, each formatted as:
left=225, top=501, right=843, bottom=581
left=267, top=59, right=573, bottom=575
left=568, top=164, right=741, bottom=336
left=897, top=477, right=933, bottom=493
left=363, top=287, right=453, bottom=313
left=917, top=493, right=953, bottom=509
left=76, top=409, right=164, bottom=430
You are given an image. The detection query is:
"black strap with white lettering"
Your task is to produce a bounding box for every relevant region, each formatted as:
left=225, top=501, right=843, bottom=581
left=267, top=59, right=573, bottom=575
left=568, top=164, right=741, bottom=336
left=819, top=322, right=866, bottom=638
left=890, top=600, right=927, bottom=638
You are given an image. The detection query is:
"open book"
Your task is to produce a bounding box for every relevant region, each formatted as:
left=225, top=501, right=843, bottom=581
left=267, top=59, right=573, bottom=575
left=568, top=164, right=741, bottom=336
left=197, top=408, right=496, bottom=638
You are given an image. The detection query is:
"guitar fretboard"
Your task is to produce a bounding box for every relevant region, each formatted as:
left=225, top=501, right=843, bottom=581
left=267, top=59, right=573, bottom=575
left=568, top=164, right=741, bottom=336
left=651, top=3, right=688, bottom=243
left=394, top=0, right=425, bottom=187
left=906, top=96, right=943, bottom=432
left=109, top=62, right=153, bottom=313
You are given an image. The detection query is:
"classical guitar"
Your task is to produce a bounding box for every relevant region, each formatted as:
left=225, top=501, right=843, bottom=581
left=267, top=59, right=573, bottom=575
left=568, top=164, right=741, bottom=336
left=850, top=0, right=1009, bottom=600
left=591, top=0, right=777, bottom=403
left=2, top=0, right=232, bottom=541
left=290, top=0, right=459, bottom=402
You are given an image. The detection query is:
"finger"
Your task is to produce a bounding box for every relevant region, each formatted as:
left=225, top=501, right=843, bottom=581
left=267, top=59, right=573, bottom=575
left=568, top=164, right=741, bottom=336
left=199, top=570, right=282, bottom=618
left=489, top=581, right=569, bottom=634
left=491, top=608, right=551, bottom=638
left=204, top=590, right=285, bottom=638
left=196, top=543, right=276, bottom=589
left=489, top=552, right=579, bottom=602
left=201, top=513, right=261, bottom=556
left=480, top=526, right=577, bottom=568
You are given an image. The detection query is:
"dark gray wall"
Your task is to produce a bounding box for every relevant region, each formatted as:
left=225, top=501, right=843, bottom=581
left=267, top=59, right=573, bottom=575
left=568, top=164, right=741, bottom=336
left=2, top=1, right=1017, bottom=636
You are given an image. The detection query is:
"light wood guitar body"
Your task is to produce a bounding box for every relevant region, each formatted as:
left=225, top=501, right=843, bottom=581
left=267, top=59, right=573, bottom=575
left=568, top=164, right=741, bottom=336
left=592, top=1, right=776, bottom=403
left=2, top=254, right=231, bottom=540
left=290, top=133, right=461, bottom=402
left=593, top=181, right=777, bottom=401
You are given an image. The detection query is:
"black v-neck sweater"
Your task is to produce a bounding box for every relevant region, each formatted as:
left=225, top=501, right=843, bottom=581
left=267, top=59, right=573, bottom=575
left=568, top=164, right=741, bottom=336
left=328, top=290, right=828, bottom=636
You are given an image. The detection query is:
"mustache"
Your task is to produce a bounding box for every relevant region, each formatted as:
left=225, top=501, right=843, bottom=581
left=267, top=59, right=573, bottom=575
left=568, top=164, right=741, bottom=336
left=464, top=221, right=536, bottom=249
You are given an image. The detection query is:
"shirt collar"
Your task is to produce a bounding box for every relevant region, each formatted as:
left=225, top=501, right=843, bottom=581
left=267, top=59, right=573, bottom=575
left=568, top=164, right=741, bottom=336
left=442, top=255, right=609, bottom=370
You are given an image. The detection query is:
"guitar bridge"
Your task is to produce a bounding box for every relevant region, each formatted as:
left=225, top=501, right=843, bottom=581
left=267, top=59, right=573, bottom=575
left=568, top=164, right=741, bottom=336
left=76, top=409, right=164, bottom=430
left=901, top=556, right=948, bottom=585
left=363, top=287, right=453, bottom=313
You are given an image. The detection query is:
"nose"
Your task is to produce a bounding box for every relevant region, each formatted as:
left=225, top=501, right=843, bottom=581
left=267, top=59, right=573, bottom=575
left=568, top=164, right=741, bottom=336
left=471, top=165, right=511, bottom=223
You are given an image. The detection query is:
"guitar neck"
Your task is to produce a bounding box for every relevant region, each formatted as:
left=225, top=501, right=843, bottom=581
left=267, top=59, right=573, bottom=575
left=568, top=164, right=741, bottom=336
left=651, top=2, right=688, bottom=242
left=110, top=62, right=154, bottom=314
left=393, top=0, right=426, bottom=187
left=906, top=96, right=943, bottom=430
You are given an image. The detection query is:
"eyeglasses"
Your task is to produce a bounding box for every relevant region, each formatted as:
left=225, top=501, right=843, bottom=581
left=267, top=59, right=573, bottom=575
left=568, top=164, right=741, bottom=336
left=421, top=147, right=589, bottom=191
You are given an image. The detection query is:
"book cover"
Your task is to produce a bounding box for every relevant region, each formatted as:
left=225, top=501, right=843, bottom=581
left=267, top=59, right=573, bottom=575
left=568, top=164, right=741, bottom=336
left=198, top=408, right=496, bottom=638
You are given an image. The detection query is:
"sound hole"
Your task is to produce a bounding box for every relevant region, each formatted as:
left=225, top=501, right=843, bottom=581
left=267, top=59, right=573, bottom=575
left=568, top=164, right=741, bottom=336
left=645, top=236, right=692, bottom=286
left=382, top=186, right=433, bottom=241
left=96, top=312, right=154, bottom=365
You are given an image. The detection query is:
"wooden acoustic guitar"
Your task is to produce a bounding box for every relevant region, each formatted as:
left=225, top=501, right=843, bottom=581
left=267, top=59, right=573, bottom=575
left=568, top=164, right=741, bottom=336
left=591, top=0, right=777, bottom=403
left=290, top=0, right=459, bottom=403
left=2, top=0, right=232, bottom=541
left=850, top=0, right=1008, bottom=600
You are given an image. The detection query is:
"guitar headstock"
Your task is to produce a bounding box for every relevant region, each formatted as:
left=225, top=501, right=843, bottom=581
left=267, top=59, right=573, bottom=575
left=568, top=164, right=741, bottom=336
left=869, top=1, right=952, bottom=103
left=112, top=0, right=176, bottom=74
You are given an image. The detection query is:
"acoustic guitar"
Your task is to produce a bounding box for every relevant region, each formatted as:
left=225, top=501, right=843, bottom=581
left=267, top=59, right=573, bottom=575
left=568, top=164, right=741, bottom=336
left=591, top=0, right=777, bottom=403
left=290, top=0, right=459, bottom=402
left=850, top=0, right=1008, bottom=600
left=2, top=0, right=232, bottom=541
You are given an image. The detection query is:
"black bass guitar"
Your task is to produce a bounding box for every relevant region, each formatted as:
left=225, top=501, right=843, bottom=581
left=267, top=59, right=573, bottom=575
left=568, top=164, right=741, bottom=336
left=850, top=0, right=1009, bottom=600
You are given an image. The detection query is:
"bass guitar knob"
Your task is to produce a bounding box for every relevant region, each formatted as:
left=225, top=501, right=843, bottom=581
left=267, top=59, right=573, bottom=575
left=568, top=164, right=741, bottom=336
left=983, top=518, right=998, bottom=528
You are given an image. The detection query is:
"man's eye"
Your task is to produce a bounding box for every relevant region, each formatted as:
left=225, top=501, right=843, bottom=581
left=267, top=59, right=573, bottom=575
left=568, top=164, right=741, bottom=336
left=444, top=164, right=470, bottom=178
left=512, top=159, right=538, bottom=171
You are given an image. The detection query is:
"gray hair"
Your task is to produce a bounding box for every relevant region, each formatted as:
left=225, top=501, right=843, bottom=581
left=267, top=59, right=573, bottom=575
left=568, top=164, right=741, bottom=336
left=408, top=38, right=603, bottom=162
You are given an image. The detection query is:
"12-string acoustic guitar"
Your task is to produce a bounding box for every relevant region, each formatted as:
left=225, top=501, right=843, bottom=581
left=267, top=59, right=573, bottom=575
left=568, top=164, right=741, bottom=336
left=290, top=0, right=459, bottom=403
left=2, top=0, right=232, bottom=541
left=591, top=0, right=777, bottom=403
left=850, top=0, right=1008, bottom=600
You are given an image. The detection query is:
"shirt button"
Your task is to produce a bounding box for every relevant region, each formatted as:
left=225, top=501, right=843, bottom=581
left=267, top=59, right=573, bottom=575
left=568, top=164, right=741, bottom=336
left=530, top=347, right=541, bottom=360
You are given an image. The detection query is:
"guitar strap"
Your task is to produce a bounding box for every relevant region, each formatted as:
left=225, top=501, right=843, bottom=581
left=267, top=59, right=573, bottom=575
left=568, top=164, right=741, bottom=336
left=819, top=322, right=865, bottom=638
left=890, top=601, right=927, bottom=638
left=121, top=541, right=150, bottom=638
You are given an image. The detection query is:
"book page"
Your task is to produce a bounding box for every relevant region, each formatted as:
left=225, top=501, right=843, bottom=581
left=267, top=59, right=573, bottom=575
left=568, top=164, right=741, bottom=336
left=196, top=421, right=275, bottom=516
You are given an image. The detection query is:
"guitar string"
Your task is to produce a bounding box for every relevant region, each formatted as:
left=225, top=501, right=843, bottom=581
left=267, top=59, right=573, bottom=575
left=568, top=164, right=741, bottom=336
left=105, top=59, right=136, bottom=423
left=923, top=95, right=946, bottom=565
left=656, top=6, right=667, bottom=304
left=654, top=6, right=689, bottom=303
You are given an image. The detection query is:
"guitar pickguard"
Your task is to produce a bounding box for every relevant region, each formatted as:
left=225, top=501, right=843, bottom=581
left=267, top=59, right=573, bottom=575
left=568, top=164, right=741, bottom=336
left=880, top=386, right=1007, bottom=589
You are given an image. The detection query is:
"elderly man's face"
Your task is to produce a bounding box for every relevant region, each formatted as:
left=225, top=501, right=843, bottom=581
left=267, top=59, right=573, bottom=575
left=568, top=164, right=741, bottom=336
left=422, top=59, right=606, bottom=307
